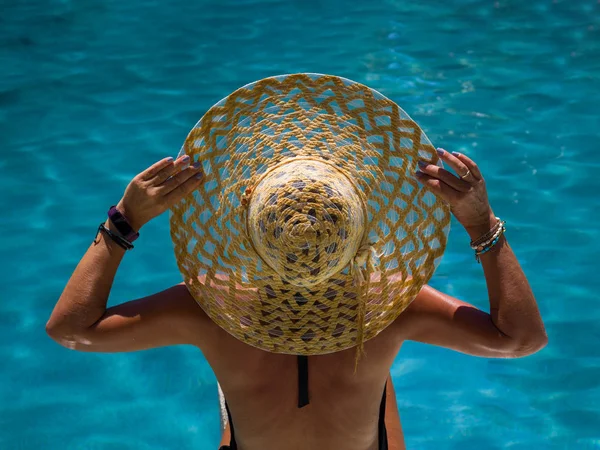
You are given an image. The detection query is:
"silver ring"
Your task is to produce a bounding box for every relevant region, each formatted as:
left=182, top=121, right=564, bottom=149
left=460, top=170, right=471, bottom=180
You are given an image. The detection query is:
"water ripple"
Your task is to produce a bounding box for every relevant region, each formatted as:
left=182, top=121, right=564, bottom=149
left=1, top=0, right=599, bottom=448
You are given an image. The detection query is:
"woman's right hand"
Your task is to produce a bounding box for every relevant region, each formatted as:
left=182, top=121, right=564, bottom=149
left=415, top=148, right=496, bottom=238
left=116, top=154, right=204, bottom=231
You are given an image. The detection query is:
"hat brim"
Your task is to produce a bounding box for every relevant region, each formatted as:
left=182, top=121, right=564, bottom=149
left=170, top=73, right=450, bottom=355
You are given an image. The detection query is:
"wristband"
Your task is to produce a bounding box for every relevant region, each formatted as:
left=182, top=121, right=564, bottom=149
left=96, top=223, right=134, bottom=250
left=108, top=205, right=139, bottom=242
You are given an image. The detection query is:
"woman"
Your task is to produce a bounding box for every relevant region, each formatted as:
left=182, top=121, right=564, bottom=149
left=47, top=74, right=547, bottom=450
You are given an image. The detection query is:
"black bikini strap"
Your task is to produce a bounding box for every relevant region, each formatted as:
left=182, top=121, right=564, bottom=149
left=297, top=355, right=310, bottom=408
left=225, top=400, right=237, bottom=450
left=378, top=383, right=388, bottom=450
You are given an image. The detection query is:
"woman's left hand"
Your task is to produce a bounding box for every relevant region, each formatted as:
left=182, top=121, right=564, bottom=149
left=415, top=148, right=496, bottom=235
left=116, top=154, right=203, bottom=231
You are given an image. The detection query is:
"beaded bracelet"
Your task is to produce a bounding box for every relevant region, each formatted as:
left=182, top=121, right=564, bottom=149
left=472, top=220, right=506, bottom=251
left=470, top=217, right=502, bottom=249
left=475, top=223, right=506, bottom=263
left=471, top=220, right=500, bottom=247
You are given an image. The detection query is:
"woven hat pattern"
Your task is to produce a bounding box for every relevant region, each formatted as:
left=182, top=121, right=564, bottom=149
left=247, top=159, right=366, bottom=289
left=170, top=73, right=450, bottom=355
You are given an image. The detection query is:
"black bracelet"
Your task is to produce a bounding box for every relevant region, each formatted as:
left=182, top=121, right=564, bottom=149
left=96, top=222, right=134, bottom=250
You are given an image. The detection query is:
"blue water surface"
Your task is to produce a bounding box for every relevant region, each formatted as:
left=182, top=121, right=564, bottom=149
left=1, top=0, right=599, bottom=449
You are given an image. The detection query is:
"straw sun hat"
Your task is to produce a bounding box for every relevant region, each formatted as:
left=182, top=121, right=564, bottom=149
left=170, top=73, right=450, bottom=356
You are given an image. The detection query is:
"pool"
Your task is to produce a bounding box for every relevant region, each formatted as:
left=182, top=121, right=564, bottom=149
left=1, top=0, right=599, bottom=448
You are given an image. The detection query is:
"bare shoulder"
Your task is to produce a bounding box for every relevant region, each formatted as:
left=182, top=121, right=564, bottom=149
left=133, top=282, right=213, bottom=343
left=112, top=282, right=209, bottom=326
left=390, top=283, right=482, bottom=343
left=159, top=282, right=209, bottom=318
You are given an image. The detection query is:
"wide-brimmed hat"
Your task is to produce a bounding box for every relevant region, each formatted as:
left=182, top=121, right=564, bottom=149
left=170, top=73, right=450, bottom=355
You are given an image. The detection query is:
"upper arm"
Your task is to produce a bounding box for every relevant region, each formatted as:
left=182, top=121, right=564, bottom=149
left=49, top=283, right=208, bottom=353
left=396, top=285, right=523, bottom=358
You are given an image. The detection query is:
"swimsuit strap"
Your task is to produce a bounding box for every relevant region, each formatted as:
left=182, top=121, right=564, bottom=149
left=378, top=383, right=388, bottom=450
left=223, top=400, right=237, bottom=450
left=297, top=355, right=310, bottom=408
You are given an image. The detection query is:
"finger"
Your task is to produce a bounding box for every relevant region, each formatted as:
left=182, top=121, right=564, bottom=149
left=418, top=161, right=471, bottom=192
left=415, top=171, right=457, bottom=203
left=152, top=155, right=191, bottom=185
left=158, top=161, right=203, bottom=195
left=450, top=151, right=483, bottom=180
left=164, top=171, right=204, bottom=207
left=435, top=148, right=475, bottom=182
left=139, top=157, right=175, bottom=181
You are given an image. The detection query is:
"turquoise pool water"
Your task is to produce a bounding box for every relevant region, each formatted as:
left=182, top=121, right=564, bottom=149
left=1, top=0, right=599, bottom=448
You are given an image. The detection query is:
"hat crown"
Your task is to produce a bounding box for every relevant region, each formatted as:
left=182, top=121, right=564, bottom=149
left=247, top=159, right=365, bottom=288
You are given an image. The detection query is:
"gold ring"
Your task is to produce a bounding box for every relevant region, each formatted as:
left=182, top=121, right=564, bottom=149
left=460, top=170, right=471, bottom=180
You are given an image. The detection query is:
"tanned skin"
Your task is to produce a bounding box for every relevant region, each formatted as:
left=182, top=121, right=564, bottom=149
left=47, top=149, right=547, bottom=450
